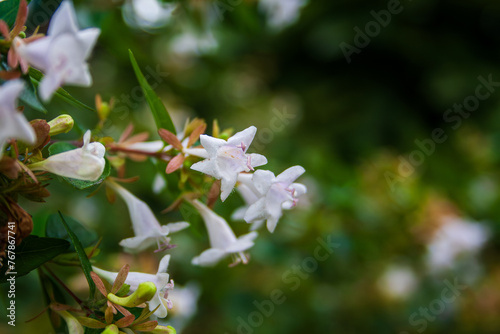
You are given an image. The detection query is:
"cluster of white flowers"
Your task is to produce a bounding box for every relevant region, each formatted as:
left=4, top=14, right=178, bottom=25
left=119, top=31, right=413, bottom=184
left=187, top=126, right=307, bottom=266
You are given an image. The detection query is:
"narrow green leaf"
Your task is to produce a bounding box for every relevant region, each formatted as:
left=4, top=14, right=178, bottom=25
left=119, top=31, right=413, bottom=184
left=0, top=0, right=20, bottom=28
left=48, top=142, right=76, bottom=156
left=56, top=212, right=95, bottom=298
left=129, top=50, right=176, bottom=134
left=29, top=68, right=95, bottom=112
left=19, top=77, right=48, bottom=113
left=0, top=235, right=70, bottom=283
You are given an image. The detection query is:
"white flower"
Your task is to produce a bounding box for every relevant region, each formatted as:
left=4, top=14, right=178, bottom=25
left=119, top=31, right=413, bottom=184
left=123, top=0, right=177, bottom=30
left=377, top=265, right=418, bottom=300
left=232, top=173, right=265, bottom=231
left=190, top=126, right=267, bottom=201
left=190, top=199, right=258, bottom=267
left=160, top=282, right=200, bottom=332
left=426, top=216, right=489, bottom=272
left=93, top=254, right=174, bottom=318
left=243, top=166, right=307, bottom=233
left=15, top=1, right=100, bottom=101
left=0, top=80, right=36, bottom=159
left=170, top=29, right=218, bottom=56
left=29, top=130, right=105, bottom=181
left=107, top=180, right=189, bottom=253
left=259, top=0, right=307, bottom=30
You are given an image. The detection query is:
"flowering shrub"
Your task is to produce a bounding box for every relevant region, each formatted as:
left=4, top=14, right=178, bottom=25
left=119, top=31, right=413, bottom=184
left=0, top=1, right=306, bottom=333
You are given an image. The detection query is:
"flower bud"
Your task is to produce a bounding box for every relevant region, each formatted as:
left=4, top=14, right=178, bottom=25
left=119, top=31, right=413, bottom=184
left=29, top=130, right=106, bottom=181
left=107, top=282, right=157, bottom=307
left=48, top=114, right=74, bottom=136
left=52, top=310, right=84, bottom=334
left=102, top=324, right=119, bottom=334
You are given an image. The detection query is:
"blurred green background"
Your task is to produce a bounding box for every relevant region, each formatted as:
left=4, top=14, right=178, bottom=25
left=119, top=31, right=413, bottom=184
left=3, top=0, right=500, bottom=333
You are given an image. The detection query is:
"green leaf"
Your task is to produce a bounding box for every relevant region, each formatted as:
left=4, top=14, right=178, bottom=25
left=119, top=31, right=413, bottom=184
left=19, top=76, right=48, bottom=113
left=55, top=212, right=95, bottom=298
left=0, top=0, right=20, bottom=28
left=48, top=142, right=111, bottom=189
left=45, top=214, right=98, bottom=252
left=129, top=50, right=176, bottom=134
left=29, top=68, right=96, bottom=113
left=26, top=0, right=63, bottom=32
left=0, top=235, right=70, bottom=283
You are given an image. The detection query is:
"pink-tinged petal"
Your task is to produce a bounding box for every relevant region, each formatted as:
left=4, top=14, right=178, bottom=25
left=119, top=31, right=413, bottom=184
left=191, top=248, right=227, bottom=267
left=191, top=159, right=216, bottom=177
left=199, top=135, right=225, bottom=157
left=276, top=165, right=305, bottom=185
left=248, top=153, right=267, bottom=168
left=157, top=254, right=171, bottom=274
left=252, top=170, right=275, bottom=195
left=15, top=36, right=52, bottom=71
left=48, top=1, right=80, bottom=36
left=244, top=197, right=266, bottom=223
left=77, top=28, right=100, bottom=59
left=227, top=126, right=257, bottom=151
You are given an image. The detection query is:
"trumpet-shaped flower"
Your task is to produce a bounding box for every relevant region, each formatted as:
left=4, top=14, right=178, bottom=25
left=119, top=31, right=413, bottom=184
left=93, top=254, right=174, bottom=318
left=15, top=1, right=100, bottom=101
left=190, top=199, right=258, bottom=267
left=107, top=180, right=189, bottom=253
left=191, top=126, right=267, bottom=201
left=0, top=80, right=36, bottom=158
left=232, top=173, right=265, bottom=231
left=243, top=166, right=307, bottom=233
left=29, top=130, right=105, bottom=181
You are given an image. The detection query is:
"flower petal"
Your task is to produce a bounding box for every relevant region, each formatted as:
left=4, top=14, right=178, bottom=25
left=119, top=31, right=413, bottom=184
left=276, top=165, right=305, bottom=185
left=191, top=248, right=227, bottom=267
left=227, top=126, right=257, bottom=151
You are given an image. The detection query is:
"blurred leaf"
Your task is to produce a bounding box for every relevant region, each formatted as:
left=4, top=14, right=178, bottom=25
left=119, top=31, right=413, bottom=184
left=29, top=68, right=96, bottom=113
left=0, top=0, right=20, bottom=28
left=0, top=235, right=70, bottom=283
left=48, top=142, right=111, bottom=189
left=45, top=213, right=98, bottom=252
left=26, top=0, right=62, bottom=32
left=56, top=211, right=95, bottom=298
left=20, top=73, right=47, bottom=113
left=129, top=50, right=176, bottom=134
